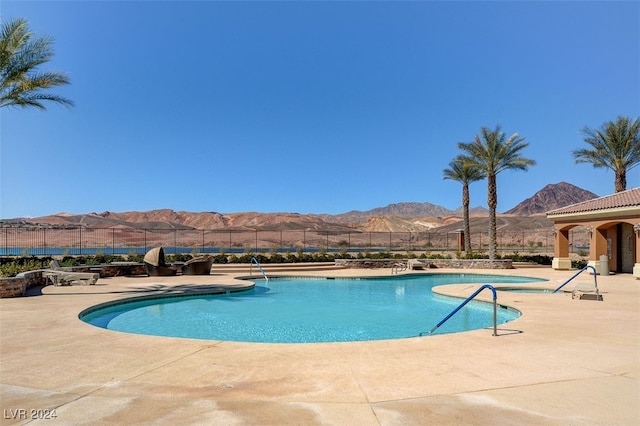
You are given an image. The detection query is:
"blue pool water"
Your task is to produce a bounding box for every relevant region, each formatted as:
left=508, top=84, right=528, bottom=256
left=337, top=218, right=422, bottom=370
left=80, top=273, right=544, bottom=343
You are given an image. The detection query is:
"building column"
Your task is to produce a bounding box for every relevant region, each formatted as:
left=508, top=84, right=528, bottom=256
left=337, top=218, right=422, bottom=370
left=633, top=224, right=640, bottom=279
left=552, top=228, right=571, bottom=270
left=587, top=227, right=609, bottom=275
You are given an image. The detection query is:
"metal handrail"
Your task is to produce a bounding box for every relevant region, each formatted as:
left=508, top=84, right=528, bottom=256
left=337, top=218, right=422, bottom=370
left=250, top=257, right=269, bottom=281
left=391, top=261, right=407, bottom=274
left=553, top=265, right=597, bottom=293
left=423, top=284, right=498, bottom=336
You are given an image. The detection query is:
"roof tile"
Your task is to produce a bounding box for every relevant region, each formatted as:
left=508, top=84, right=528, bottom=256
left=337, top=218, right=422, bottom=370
left=546, top=187, right=640, bottom=216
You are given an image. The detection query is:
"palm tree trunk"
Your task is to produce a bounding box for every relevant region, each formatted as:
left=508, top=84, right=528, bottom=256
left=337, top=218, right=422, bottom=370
left=487, top=173, right=497, bottom=261
left=615, top=169, right=626, bottom=192
left=462, top=183, right=471, bottom=255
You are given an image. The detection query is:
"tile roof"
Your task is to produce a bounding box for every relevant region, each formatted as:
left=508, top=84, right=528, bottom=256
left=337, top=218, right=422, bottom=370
left=547, top=187, right=640, bottom=216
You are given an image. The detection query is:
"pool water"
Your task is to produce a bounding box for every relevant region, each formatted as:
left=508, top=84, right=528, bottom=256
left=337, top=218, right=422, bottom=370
left=81, top=273, right=543, bottom=343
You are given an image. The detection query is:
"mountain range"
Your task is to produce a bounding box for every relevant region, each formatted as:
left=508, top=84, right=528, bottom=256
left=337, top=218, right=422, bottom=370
left=3, top=182, right=598, bottom=233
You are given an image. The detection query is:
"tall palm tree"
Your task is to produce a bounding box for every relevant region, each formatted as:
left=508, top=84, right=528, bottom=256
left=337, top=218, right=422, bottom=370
left=457, top=125, right=535, bottom=261
left=0, top=17, right=73, bottom=109
left=443, top=156, right=485, bottom=255
left=573, top=116, right=640, bottom=192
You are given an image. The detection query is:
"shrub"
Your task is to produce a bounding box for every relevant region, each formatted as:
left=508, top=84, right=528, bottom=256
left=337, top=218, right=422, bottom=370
left=212, top=254, right=228, bottom=264
left=572, top=259, right=588, bottom=269
left=0, top=257, right=50, bottom=277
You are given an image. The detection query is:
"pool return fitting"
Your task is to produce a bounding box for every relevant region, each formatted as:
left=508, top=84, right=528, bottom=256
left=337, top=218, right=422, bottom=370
left=422, top=284, right=498, bottom=337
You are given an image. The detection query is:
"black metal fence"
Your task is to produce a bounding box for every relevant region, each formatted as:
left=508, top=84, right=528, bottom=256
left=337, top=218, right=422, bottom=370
left=0, top=226, right=590, bottom=257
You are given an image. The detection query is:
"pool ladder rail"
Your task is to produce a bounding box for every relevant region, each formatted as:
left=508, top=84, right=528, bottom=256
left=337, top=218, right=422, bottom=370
left=391, top=262, right=407, bottom=274
left=250, top=257, right=269, bottom=282
left=422, top=284, right=498, bottom=337
left=553, top=265, right=602, bottom=300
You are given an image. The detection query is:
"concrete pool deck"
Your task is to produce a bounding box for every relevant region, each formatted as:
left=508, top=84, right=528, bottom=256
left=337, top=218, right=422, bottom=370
left=1, top=266, right=638, bottom=425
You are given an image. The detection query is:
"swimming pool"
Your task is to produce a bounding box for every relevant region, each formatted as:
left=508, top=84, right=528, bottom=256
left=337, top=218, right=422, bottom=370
left=80, top=273, right=544, bottom=343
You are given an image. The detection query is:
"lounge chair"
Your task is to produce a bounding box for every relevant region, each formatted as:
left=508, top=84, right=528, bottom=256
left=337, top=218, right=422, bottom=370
left=42, top=260, right=99, bottom=286
left=181, top=255, right=214, bottom=275
left=143, top=247, right=177, bottom=276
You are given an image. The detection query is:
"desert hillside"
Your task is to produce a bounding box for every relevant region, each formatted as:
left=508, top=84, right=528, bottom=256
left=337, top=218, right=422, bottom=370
left=3, top=182, right=598, bottom=234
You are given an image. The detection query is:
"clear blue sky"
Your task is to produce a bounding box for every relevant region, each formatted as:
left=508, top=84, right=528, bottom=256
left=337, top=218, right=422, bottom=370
left=1, top=1, right=639, bottom=219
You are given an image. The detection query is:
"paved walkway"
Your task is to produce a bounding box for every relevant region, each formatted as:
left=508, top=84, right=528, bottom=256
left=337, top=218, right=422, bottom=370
left=1, top=266, right=638, bottom=425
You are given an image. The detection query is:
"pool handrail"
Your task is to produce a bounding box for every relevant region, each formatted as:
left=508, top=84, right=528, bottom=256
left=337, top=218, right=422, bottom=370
left=250, top=257, right=269, bottom=282
left=552, top=265, right=597, bottom=294
left=423, top=284, right=498, bottom=337
left=391, top=261, right=407, bottom=274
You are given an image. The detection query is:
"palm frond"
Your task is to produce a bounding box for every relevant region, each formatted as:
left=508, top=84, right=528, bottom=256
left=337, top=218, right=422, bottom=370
left=574, top=116, right=640, bottom=186
left=0, top=17, right=72, bottom=110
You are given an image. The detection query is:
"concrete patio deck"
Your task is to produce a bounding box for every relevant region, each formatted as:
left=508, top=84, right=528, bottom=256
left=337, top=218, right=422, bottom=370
left=1, top=266, right=638, bottom=425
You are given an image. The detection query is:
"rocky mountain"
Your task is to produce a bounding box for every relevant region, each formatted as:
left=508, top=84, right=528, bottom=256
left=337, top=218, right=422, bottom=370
left=3, top=183, right=598, bottom=233
left=317, top=202, right=489, bottom=231
left=341, top=202, right=452, bottom=217
left=335, top=202, right=488, bottom=218
left=504, top=182, right=598, bottom=215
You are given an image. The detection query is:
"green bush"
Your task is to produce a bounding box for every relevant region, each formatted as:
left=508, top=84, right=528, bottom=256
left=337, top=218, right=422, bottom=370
left=0, top=257, right=50, bottom=277
left=572, top=259, right=588, bottom=269
left=212, top=254, right=228, bottom=264
left=0, top=250, right=556, bottom=278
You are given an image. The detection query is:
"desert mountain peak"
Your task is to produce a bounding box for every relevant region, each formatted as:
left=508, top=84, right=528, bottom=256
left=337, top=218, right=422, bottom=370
left=504, top=182, right=598, bottom=215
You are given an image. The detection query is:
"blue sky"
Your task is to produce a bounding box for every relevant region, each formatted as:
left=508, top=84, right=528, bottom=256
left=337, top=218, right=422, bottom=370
left=1, top=1, right=639, bottom=219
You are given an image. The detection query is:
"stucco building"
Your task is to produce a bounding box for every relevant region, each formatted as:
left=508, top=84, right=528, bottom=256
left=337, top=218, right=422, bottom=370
left=547, top=187, right=640, bottom=278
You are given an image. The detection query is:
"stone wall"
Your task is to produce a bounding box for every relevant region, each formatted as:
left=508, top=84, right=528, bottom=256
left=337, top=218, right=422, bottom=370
left=71, top=263, right=147, bottom=277
left=0, top=271, right=48, bottom=298
left=0, top=263, right=147, bottom=298
left=335, top=259, right=514, bottom=269
left=0, top=277, right=27, bottom=298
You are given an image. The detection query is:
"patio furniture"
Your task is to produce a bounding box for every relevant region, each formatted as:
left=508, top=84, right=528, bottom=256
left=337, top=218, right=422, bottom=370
left=181, top=255, right=214, bottom=275
left=143, top=247, right=177, bottom=276
left=43, top=270, right=99, bottom=286
left=43, top=260, right=100, bottom=286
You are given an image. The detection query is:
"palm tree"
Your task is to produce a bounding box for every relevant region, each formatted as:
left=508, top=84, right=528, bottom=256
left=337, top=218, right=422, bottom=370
left=457, top=125, right=535, bottom=261
left=0, top=17, right=73, bottom=109
left=443, top=156, right=485, bottom=255
left=573, top=116, right=640, bottom=192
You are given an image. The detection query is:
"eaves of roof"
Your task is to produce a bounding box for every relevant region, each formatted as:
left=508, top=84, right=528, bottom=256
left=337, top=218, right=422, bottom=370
left=546, top=187, right=640, bottom=221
